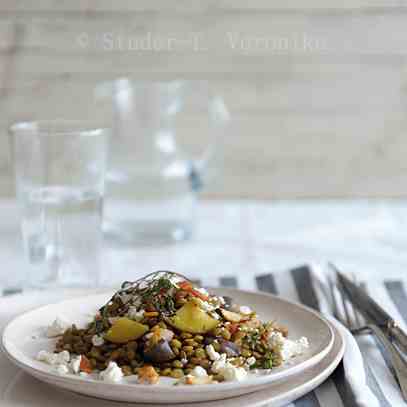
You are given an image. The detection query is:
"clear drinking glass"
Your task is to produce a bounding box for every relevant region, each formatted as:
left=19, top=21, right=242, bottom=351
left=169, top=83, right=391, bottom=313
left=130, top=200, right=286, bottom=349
left=10, top=121, right=109, bottom=288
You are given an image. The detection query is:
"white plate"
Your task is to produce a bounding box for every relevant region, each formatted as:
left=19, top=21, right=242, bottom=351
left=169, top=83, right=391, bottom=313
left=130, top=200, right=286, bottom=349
left=0, top=318, right=345, bottom=407
left=2, top=288, right=334, bottom=404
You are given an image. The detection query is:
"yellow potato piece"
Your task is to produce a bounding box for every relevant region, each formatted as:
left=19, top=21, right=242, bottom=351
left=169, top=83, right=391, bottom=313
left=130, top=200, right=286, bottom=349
left=105, top=318, right=149, bottom=344
left=168, top=300, right=219, bottom=334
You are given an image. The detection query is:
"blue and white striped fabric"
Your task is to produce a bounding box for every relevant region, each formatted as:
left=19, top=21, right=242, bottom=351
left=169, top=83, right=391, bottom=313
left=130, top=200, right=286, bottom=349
left=198, top=265, right=407, bottom=407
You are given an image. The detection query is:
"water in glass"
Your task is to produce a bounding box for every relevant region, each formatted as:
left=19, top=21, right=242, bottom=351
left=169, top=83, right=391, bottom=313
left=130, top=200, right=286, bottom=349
left=21, top=186, right=103, bottom=287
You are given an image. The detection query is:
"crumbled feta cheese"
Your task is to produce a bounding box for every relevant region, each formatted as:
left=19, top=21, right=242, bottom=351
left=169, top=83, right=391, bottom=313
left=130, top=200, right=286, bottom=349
left=92, top=334, right=105, bottom=347
left=190, top=366, right=208, bottom=377
left=70, top=355, right=82, bottom=374
left=268, top=332, right=309, bottom=361
left=37, top=350, right=52, bottom=363
left=46, top=317, right=68, bottom=337
left=195, top=287, right=209, bottom=297
left=210, top=296, right=226, bottom=309
left=221, top=365, right=248, bottom=382
left=239, top=306, right=252, bottom=315
left=268, top=331, right=285, bottom=348
left=55, top=350, right=70, bottom=364
left=37, top=350, right=70, bottom=366
left=178, top=365, right=212, bottom=385
left=205, top=344, right=221, bottom=361
left=55, top=364, right=69, bottom=375
left=211, top=353, right=228, bottom=372
left=246, top=356, right=256, bottom=366
left=280, top=337, right=309, bottom=360
left=100, top=362, right=124, bottom=383
left=211, top=354, right=247, bottom=382
left=127, top=307, right=144, bottom=321
left=195, top=298, right=215, bottom=312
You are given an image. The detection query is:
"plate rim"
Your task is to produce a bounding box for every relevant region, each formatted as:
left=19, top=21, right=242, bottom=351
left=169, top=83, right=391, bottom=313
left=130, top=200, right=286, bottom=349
left=1, top=287, right=335, bottom=399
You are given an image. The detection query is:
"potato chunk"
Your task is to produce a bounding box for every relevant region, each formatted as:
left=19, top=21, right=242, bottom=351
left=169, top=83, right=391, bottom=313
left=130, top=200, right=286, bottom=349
left=167, top=301, right=219, bottom=334
left=105, top=318, right=149, bottom=344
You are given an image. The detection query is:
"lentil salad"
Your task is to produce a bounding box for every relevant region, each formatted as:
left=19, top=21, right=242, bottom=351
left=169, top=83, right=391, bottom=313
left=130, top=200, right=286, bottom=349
left=42, top=271, right=309, bottom=385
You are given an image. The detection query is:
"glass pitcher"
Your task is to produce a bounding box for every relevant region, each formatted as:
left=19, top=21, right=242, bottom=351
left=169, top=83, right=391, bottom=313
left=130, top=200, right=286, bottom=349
left=95, top=79, right=230, bottom=245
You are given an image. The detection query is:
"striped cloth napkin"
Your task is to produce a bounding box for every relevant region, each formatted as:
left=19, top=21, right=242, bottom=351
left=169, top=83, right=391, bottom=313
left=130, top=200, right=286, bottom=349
left=202, top=264, right=406, bottom=407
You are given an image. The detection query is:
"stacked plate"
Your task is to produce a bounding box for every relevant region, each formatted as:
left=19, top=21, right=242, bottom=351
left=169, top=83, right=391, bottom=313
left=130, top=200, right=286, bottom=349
left=1, top=288, right=345, bottom=407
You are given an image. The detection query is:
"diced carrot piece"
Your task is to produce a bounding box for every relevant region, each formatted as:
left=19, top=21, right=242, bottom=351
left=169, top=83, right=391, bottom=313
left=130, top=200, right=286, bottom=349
left=179, top=281, right=192, bottom=291
left=178, top=281, right=209, bottom=301
left=228, top=323, right=239, bottom=335
left=191, top=289, right=209, bottom=301
left=79, top=355, right=92, bottom=373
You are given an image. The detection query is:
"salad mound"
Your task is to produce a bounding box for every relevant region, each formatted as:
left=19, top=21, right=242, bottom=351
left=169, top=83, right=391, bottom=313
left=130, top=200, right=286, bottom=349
left=48, top=271, right=307, bottom=384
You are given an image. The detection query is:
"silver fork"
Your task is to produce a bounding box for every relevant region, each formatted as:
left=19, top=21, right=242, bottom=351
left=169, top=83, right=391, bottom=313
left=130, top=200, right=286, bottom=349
left=328, top=274, right=407, bottom=401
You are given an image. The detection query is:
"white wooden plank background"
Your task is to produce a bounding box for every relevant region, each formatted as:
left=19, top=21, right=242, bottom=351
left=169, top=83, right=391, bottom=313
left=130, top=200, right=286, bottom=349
left=0, top=2, right=407, bottom=199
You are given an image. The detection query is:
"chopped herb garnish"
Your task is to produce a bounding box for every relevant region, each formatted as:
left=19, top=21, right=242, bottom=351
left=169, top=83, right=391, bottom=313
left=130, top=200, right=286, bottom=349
left=98, top=271, right=192, bottom=324
left=262, top=351, right=274, bottom=369
left=244, top=330, right=261, bottom=349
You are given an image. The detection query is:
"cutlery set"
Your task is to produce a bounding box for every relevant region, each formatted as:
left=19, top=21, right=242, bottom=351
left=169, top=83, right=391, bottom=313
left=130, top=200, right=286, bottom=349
left=329, top=263, right=407, bottom=401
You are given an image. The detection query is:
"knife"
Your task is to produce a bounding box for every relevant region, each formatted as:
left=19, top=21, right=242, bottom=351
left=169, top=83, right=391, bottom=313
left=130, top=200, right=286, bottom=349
left=334, top=268, right=407, bottom=354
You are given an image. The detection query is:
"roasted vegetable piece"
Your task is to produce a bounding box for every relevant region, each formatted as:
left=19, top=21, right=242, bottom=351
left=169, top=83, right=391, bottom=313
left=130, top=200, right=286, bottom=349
left=144, top=339, right=176, bottom=363
left=203, top=336, right=216, bottom=345
left=167, top=300, right=219, bottom=334
left=220, top=309, right=244, bottom=323
left=105, top=318, right=149, bottom=344
left=138, top=365, right=159, bottom=384
left=219, top=340, right=240, bottom=357
left=185, top=375, right=214, bottom=385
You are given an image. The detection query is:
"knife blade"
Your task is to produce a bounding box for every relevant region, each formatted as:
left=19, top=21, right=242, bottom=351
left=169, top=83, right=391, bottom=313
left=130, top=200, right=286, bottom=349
left=334, top=267, right=407, bottom=354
